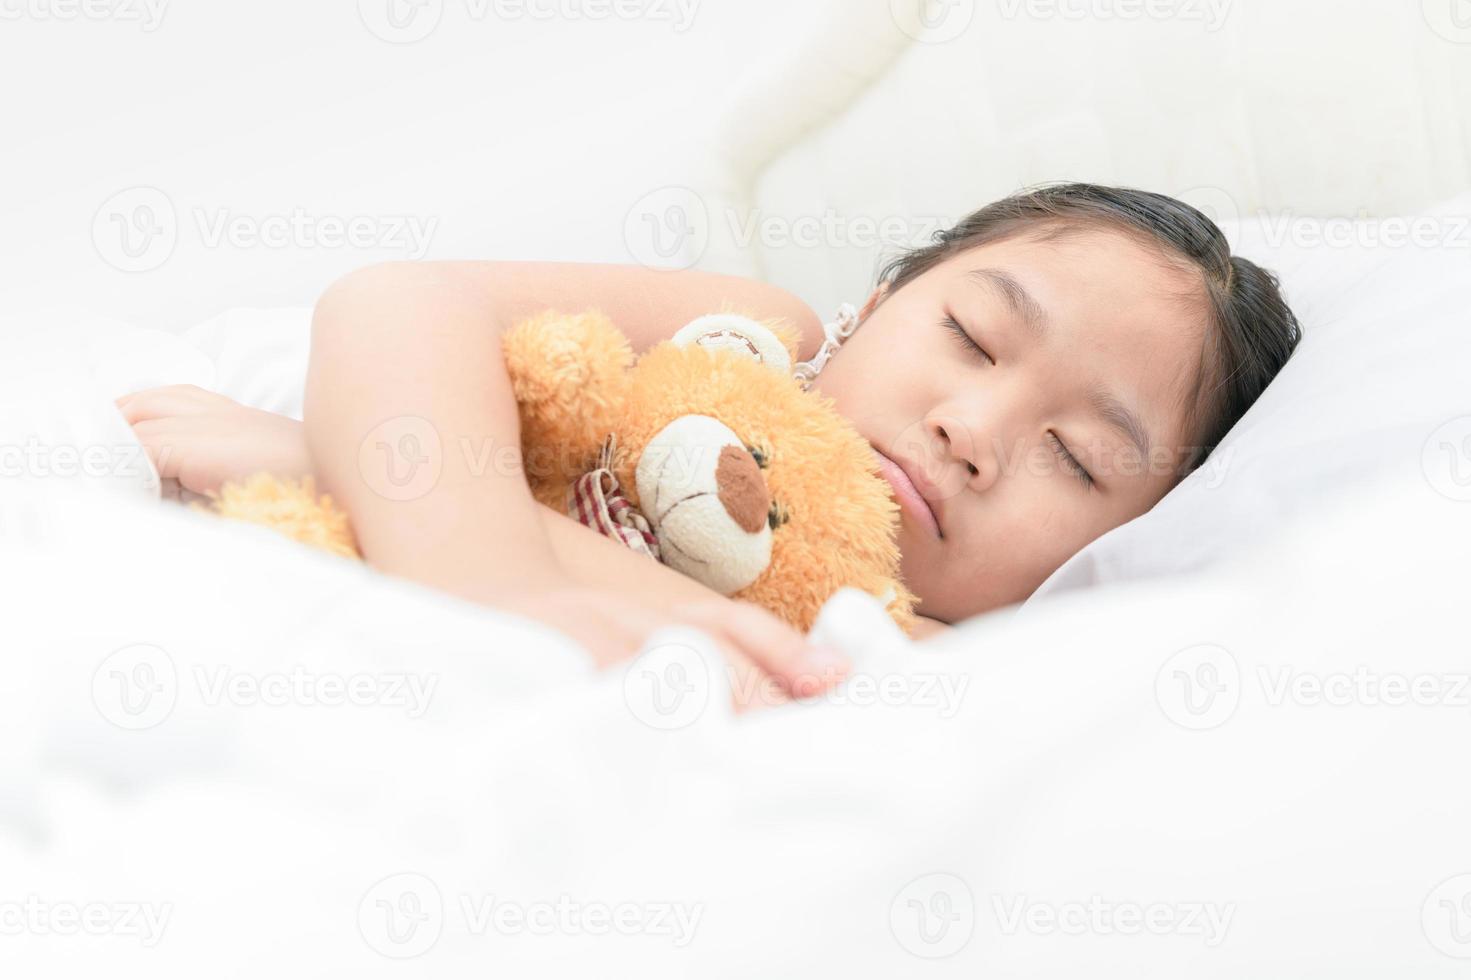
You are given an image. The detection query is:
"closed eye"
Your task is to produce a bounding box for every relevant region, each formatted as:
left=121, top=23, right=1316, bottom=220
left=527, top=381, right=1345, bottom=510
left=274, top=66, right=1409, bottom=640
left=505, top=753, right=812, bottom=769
left=1048, top=432, right=1095, bottom=490
left=942, top=313, right=993, bottom=365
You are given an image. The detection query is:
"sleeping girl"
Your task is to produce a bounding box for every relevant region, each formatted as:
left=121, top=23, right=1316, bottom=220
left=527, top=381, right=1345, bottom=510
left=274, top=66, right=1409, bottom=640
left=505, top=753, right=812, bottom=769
left=116, top=183, right=1301, bottom=702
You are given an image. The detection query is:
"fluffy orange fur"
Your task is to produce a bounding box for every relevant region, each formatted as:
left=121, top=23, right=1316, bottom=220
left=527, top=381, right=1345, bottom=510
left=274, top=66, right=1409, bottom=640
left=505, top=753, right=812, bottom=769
left=207, top=309, right=917, bottom=634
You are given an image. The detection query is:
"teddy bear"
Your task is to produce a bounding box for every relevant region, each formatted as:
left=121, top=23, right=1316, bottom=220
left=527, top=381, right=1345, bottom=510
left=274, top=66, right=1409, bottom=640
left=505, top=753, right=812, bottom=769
left=205, top=308, right=918, bottom=634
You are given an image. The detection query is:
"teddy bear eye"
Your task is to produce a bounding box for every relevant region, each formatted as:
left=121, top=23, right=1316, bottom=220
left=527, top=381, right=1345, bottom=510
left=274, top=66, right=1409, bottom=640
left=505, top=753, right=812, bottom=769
left=746, top=445, right=769, bottom=469
left=767, top=501, right=789, bottom=530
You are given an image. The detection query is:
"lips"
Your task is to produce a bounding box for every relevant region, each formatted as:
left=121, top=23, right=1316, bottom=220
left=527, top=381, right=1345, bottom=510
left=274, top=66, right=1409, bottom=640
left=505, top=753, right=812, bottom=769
left=873, top=447, right=943, bottom=539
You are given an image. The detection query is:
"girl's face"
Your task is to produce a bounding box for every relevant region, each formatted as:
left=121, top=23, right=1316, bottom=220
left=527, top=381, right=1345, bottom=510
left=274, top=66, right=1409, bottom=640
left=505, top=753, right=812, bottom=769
left=812, top=227, right=1206, bottom=622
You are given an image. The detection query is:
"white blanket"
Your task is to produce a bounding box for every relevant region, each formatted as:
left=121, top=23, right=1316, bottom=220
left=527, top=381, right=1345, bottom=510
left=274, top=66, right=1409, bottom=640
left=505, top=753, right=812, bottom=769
left=3, top=315, right=1469, bottom=976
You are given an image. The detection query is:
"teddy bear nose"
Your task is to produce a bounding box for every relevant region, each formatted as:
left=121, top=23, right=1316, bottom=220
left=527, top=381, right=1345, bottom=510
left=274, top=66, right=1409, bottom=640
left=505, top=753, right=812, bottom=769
left=714, top=444, right=771, bottom=534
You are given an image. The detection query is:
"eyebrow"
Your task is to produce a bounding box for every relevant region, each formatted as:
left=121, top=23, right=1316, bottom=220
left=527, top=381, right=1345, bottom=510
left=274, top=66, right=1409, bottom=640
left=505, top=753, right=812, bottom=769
left=1089, top=385, right=1154, bottom=466
left=966, top=266, right=1155, bottom=468
left=966, top=267, right=1049, bottom=341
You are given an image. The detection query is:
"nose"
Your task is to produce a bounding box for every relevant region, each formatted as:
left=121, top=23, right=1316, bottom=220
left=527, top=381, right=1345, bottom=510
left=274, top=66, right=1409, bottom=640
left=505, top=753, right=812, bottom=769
left=715, top=444, right=771, bottom=533
left=930, top=415, right=999, bottom=493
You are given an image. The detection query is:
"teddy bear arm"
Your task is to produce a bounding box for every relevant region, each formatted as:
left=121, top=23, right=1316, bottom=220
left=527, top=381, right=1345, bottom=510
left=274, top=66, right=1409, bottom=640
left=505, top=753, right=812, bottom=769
left=501, top=309, right=636, bottom=499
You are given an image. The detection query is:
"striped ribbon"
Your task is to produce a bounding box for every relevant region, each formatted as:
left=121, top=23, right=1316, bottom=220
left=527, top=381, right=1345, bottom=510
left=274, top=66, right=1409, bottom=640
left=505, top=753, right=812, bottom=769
left=566, top=434, right=661, bottom=561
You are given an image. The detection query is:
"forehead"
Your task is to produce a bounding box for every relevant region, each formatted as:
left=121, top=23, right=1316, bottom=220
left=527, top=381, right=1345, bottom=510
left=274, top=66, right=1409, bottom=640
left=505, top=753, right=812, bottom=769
left=936, top=227, right=1207, bottom=448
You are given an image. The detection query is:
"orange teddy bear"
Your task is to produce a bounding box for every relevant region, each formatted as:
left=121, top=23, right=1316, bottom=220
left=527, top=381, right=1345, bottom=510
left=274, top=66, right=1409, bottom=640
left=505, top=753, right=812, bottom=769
left=206, top=309, right=917, bottom=634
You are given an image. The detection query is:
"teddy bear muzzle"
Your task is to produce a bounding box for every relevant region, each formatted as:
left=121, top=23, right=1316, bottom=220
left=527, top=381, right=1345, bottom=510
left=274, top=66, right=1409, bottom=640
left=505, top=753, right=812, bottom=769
left=634, top=414, right=774, bottom=595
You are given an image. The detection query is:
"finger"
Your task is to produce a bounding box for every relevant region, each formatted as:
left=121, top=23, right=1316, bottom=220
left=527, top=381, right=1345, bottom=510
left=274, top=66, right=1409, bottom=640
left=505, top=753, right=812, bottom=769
left=559, top=594, right=674, bottom=669
left=116, top=385, right=215, bottom=425
left=673, top=599, right=848, bottom=699
left=718, top=645, right=790, bottom=714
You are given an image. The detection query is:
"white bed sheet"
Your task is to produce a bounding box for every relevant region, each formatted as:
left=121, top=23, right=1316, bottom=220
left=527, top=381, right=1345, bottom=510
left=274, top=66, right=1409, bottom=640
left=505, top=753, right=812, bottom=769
left=3, top=309, right=1470, bottom=976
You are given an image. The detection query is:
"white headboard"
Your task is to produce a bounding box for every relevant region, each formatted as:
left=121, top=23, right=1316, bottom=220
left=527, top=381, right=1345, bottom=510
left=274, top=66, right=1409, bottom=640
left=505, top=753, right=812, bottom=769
left=707, top=0, right=1471, bottom=316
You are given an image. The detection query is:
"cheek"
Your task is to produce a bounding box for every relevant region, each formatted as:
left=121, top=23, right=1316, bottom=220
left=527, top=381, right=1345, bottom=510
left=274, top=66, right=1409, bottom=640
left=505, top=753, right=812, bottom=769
left=815, top=318, right=932, bottom=421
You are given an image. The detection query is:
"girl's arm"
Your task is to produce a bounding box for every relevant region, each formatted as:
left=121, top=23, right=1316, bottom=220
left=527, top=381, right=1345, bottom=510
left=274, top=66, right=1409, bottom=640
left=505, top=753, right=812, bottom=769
left=301, top=259, right=854, bottom=686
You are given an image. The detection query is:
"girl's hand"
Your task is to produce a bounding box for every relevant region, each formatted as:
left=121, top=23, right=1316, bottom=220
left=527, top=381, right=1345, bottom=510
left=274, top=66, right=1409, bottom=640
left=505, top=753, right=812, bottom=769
left=490, top=582, right=848, bottom=712
left=116, top=385, right=310, bottom=499
left=115, top=387, right=852, bottom=707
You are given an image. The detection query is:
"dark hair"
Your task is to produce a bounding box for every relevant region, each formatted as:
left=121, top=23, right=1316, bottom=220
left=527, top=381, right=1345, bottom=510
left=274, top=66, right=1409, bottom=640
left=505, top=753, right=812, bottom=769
left=875, top=182, right=1302, bottom=477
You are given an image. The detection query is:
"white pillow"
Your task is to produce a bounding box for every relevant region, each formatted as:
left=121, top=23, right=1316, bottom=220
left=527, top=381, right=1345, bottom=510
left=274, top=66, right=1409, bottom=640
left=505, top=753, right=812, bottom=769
left=1027, top=193, right=1471, bottom=604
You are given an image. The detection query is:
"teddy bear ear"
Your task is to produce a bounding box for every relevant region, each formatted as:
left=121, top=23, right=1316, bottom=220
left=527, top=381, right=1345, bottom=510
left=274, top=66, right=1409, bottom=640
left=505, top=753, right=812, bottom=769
left=669, top=313, right=793, bottom=377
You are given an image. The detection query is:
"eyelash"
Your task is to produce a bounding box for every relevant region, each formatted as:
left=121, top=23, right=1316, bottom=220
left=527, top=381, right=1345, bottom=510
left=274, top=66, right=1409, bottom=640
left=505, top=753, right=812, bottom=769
left=941, top=313, right=1093, bottom=491
left=942, top=314, right=994, bottom=365
left=1048, top=432, right=1094, bottom=490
